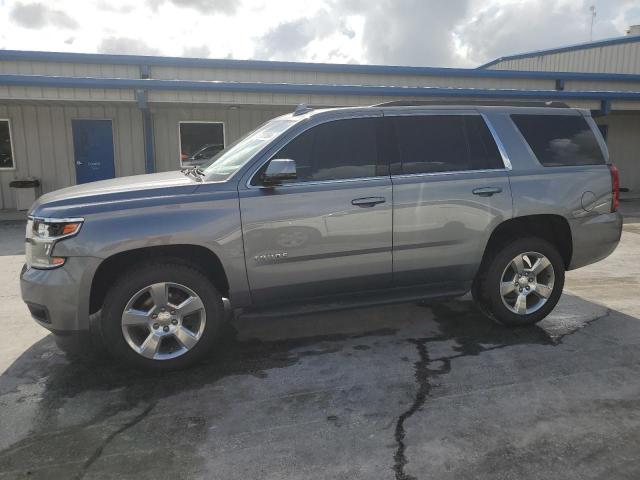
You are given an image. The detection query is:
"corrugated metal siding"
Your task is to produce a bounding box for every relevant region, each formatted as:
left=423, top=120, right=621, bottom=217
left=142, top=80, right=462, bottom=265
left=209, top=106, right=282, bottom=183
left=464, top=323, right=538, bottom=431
left=0, top=85, right=135, bottom=102
left=150, top=66, right=554, bottom=90
left=596, top=113, right=640, bottom=195
left=487, top=42, right=640, bottom=74
left=0, top=103, right=144, bottom=209
left=151, top=105, right=290, bottom=172
left=0, top=60, right=139, bottom=78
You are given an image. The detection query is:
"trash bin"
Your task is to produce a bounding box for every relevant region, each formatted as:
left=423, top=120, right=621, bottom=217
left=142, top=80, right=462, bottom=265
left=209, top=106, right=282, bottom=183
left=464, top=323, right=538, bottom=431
left=9, top=178, right=40, bottom=211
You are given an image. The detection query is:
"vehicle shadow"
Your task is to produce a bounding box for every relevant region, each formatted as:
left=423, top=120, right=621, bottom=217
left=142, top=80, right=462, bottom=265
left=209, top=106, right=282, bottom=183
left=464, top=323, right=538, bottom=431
left=0, top=293, right=635, bottom=479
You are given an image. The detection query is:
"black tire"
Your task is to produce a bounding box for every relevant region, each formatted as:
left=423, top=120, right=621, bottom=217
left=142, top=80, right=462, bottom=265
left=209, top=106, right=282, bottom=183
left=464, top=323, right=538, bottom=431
left=101, top=260, right=225, bottom=370
left=476, top=237, right=565, bottom=326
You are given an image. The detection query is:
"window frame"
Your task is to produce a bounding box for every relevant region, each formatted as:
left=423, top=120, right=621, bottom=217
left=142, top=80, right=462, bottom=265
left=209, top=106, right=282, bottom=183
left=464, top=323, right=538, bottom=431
left=384, top=111, right=511, bottom=178
left=0, top=118, right=16, bottom=171
left=177, top=120, right=225, bottom=168
left=247, top=114, right=387, bottom=188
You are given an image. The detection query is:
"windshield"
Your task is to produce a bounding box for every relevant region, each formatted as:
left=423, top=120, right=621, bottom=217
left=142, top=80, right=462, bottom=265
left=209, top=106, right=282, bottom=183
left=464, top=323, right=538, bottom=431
left=202, top=118, right=298, bottom=182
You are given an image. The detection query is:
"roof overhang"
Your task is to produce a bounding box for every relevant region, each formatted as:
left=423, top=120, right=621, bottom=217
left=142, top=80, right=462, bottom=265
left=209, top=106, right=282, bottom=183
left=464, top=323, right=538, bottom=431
left=0, top=74, right=639, bottom=102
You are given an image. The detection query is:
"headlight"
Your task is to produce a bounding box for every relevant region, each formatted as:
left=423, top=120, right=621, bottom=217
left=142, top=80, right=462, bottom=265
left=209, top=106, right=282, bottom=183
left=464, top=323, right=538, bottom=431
left=25, top=217, right=84, bottom=269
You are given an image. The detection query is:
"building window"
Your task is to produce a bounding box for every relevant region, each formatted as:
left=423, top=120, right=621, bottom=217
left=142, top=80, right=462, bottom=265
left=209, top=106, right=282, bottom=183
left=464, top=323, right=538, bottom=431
left=179, top=122, right=224, bottom=167
left=0, top=120, right=15, bottom=170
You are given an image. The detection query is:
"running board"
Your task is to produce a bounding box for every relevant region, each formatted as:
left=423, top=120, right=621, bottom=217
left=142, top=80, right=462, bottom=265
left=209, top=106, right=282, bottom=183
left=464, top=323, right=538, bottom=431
left=237, top=284, right=468, bottom=320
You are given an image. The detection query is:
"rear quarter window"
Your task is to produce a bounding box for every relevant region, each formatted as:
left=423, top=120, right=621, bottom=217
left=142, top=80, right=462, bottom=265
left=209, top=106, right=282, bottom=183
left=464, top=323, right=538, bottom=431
left=511, top=114, right=605, bottom=167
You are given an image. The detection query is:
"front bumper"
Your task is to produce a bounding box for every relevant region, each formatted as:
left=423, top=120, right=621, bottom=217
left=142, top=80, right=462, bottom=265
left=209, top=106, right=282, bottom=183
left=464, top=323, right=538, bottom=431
left=20, top=256, right=101, bottom=333
left=568, top=211, right=623, bottom=270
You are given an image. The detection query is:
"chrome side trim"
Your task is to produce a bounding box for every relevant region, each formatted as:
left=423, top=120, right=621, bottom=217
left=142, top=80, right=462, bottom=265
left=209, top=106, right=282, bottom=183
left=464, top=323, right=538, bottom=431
left=480, top=114, right=513, bottom=170
left=28, top=216, right=85, bottom=223
left=247, top=175, right=389, bottom=190
left=391, top=168, right=508, bottom=180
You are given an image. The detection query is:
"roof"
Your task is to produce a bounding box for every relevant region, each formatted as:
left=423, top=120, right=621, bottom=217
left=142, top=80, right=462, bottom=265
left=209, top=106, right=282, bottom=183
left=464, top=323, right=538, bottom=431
left=478, top=33, right=640, bottom=69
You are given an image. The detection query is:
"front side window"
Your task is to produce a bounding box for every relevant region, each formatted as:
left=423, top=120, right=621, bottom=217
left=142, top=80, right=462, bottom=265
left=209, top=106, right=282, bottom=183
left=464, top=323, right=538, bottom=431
left=391, top=115, right=503, bottom=175
left=0, top=120, right=14, bottom=169
left=179, top=122, right=224, bottom=167
left=259, top=117, right=382, bottom=184
left=511, top=114, right=605, bottom=167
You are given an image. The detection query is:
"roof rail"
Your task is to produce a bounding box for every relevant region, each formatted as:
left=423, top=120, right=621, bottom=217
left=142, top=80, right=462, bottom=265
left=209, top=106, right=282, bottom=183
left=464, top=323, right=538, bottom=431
left=372, top=100, right=570, bottom=108
left=293, top=103, right=313, bottom=116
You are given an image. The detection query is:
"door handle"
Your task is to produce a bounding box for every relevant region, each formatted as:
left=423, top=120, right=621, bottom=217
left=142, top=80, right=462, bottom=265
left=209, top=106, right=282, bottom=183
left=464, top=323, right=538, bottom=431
left=351, top=196, right=386, bottom=207
left=76, top=161, right=84, bottom=166
left=472, top=187, right=502, bottom=197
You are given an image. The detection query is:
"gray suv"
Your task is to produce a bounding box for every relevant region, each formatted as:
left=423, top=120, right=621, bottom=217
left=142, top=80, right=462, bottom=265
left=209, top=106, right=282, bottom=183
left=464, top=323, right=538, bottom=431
left=21, top=104, right=622, bottom=370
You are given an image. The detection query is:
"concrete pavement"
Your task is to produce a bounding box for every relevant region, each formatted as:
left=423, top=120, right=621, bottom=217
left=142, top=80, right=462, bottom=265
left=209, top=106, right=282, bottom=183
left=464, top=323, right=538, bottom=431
left=1, top=205, right=639, bottom=479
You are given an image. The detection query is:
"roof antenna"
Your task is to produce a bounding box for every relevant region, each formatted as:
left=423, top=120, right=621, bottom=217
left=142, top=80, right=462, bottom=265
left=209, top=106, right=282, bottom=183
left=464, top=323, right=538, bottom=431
left=293, top=103, right=313, bottom=116
left=589, top=5, right=596, bottom=41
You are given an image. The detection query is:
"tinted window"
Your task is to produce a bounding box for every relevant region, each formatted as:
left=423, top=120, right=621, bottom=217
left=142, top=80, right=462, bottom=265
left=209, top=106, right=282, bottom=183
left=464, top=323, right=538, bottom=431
left=391, top=115, right=503, bottom=174
left=511, top=114, right=605, bottom=167
left=0, top=120, right=13, bottom=169
left=263, top=118, right=381, bottom=183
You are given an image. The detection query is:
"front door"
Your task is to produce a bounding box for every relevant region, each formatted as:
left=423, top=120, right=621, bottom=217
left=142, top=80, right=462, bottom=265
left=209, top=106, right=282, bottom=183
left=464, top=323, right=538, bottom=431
left=239, top=116, right=393, bottom=305
left=72, top=119, right=116, bottom=184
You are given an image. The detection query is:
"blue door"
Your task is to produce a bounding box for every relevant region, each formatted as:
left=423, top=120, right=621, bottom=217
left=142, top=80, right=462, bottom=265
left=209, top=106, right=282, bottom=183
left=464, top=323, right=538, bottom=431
left=72, top=119, right=115, bottom=184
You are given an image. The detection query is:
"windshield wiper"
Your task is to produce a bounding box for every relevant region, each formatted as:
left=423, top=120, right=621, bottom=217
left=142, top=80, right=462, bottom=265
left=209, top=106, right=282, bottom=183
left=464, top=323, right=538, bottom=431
left=181, top=166, right=206, bottom=182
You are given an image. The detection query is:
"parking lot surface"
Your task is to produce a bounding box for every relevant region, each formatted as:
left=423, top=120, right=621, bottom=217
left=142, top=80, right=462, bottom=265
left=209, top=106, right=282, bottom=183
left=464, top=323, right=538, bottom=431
left=1, top=202, right=640, bottom=479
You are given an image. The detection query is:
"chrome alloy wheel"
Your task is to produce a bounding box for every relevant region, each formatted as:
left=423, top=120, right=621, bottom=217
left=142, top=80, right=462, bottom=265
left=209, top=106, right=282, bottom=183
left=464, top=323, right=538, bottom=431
left=121, top=282, right=206, bottom=360
left=500, top=251, right=555, bottom=315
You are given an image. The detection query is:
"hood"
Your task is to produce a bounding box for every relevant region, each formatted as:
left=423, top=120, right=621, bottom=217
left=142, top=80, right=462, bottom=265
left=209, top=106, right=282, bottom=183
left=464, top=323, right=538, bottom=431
left=30, top=171, right=201, bottom=218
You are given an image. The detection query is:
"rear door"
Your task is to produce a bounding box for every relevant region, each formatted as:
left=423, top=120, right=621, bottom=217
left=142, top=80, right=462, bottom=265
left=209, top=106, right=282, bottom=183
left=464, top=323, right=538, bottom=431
left=239, top=115, right=393, bottom=305
left=387, top=110, right=513, bottom=288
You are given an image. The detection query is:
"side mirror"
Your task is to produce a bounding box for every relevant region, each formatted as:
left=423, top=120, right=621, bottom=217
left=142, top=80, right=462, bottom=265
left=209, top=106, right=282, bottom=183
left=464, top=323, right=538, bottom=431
left=262, top=159, right=297, bottom=186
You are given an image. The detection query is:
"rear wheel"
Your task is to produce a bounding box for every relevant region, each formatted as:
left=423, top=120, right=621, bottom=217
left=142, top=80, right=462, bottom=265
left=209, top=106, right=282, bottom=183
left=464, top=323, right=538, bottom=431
left=475, top=237, right=565, bottom=326
left=101, top=261, right=224, bottom=370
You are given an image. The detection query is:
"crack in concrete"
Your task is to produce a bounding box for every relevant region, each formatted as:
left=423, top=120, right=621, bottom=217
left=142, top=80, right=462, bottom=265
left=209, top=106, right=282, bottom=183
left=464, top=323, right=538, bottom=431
left=393, top=336, right=450, bottom=480
left=391, top=306, right=612, bottom=479
left=74, top=402, right=156, bottom=480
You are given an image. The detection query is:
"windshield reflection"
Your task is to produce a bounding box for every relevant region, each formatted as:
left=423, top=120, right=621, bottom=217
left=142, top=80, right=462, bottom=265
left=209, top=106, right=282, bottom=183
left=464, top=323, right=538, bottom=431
left=202, top=118, right=298, bottom=182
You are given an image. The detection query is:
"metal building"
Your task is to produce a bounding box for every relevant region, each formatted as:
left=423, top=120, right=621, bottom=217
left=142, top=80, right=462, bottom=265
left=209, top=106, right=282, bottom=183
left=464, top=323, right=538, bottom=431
left=1, top=32, right=640, bottom=210
left=479, top=29, right=640, bottom=73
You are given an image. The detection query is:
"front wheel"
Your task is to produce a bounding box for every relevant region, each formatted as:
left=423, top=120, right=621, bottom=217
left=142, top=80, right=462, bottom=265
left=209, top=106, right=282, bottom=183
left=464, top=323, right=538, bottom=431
left=101, top=261, right=224, bottom=370
left=476, top=237, right=565, bottom=326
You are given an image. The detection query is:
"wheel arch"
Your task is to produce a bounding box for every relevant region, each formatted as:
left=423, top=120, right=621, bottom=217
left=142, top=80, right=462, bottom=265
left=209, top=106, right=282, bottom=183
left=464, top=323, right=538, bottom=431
left=478, top=214, right=573, bottom=278
left=89, top=244, right=230, bottom=314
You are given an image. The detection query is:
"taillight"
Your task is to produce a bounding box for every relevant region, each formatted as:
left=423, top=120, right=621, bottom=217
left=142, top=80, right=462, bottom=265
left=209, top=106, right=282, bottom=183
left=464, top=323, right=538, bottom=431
left=609, top=164, right=620, bottom=212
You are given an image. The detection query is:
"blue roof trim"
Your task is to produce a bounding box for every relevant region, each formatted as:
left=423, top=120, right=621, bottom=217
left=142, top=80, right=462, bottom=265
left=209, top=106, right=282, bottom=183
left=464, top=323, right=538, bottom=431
left=2, top=49, right=640, bottom=83
left=478, top=34, right=640, bottom=68
left=1, top=74, right=639, bottom=101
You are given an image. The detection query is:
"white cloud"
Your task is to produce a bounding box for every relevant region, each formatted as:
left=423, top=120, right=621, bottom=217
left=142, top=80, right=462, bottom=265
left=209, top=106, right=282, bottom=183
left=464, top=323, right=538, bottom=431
left=0, top=0, right=639, bottom=66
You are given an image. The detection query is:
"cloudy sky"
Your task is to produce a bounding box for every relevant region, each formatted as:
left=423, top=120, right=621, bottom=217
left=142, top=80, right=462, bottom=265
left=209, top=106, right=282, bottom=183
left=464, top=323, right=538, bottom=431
left=1, top=0, right=639, bottom=68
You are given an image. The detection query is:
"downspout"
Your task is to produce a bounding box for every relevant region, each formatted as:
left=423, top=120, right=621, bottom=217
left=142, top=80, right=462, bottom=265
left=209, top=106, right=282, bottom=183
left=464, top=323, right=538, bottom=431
left=591, top=99, right=611, bottom=118
left=137, top=64, right=155, bottom=174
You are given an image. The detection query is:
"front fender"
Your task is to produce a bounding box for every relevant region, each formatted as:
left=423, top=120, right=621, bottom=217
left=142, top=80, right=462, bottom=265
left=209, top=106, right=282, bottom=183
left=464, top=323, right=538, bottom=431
left=52, top=188, right=251, bottom=307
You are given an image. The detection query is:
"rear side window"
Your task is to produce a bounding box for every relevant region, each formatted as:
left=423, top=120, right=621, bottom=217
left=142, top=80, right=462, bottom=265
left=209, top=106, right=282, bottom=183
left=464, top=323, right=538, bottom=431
left=391, top=115, right=504, bottom=175
left=511, top=114, right=605, bottom=167
left=263, top=117, right=382, bottom=183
